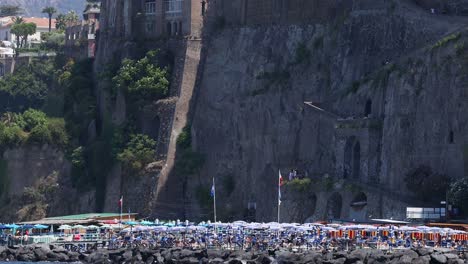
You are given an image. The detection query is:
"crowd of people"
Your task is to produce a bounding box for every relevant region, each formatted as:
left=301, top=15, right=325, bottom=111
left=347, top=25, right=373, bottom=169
left=95, top=222, right=468, bottom=253
left=1, top=221, right=466, bottom=254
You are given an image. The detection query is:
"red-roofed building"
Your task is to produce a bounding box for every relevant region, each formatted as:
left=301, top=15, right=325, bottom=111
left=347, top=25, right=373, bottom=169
left=0, top=17, right=57, bottom=47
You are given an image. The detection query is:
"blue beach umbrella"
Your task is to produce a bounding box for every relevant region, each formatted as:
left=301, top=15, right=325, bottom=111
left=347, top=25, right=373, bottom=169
left=6, top=224, right=20, bottom=229
left=140, top=221, right=154, bottom=226
left=19, top=224, right=35, bottom=229
left=33, top=224, right=49, bottom=229
left=123, top=221, right=138, bottom=226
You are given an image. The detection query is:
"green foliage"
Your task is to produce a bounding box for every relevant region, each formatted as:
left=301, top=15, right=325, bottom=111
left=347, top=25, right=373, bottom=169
left=62, top=59, right=96, bottom=141
left=117, top=134, right=156, bottom=174
left=176, top=125, right=191, bottom=149
left=286, top=178, right=311, bottom=192
left=431, top=33, right=461, bottom=50
left=70, top=146, right=85, bottom=168
left=112, top=50, right=169, bottom=103
left=175, top=125, right=205, bottom=176
left=46, top=118, right=68, bottom=147
left=21, top=109, right=47, bottom=131
left=11, top=22, right=37, bottom=48
left=448, top=177, right=468, bottom=215
left=404, top=165, right=451, bottom=203
left=40, top=32, right=65, bottom=51
left=0, top=109, right=67, bottom=148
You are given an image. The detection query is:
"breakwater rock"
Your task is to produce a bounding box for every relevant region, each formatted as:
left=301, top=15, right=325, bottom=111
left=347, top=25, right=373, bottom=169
left=0, top=245, right=466, bottom=263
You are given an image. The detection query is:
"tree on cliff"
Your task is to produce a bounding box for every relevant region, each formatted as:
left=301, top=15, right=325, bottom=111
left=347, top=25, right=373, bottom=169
left=11, top=22, right=36, bottom=48
left=448, top=178, right=468, bottom=216
left=113, top=50, right=169, bottom=104
left=41, top=6, right=57, bottom=32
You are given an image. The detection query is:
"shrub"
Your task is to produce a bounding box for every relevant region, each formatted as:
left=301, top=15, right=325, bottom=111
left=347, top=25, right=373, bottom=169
left=113, top=50, right=169, bottom=103
left=47, top=118, right=68, bottom=147
left=22, top=108, right=47, bottom=131
left=176, top=125, right=191, bottom=149
left=117, top=134, right=156, bottom=173
left=28, top=124, right=52, bottom=144
left=70, top=146, right=85, bottom=168
left=286, top=178, right=311, bottom=192
left=0, top=125, right=27, bottom=146
left=448, top=177, right=468, bottom=215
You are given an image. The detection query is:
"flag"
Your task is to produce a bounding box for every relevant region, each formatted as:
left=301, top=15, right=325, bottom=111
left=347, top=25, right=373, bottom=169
left=118, top=196, right=123, bottom=208
left=278, top=170, right=282, bottom=204
left=210, top=178, right=216, bottom=198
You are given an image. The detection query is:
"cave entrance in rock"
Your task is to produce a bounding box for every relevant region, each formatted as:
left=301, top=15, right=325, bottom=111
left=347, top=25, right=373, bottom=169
left=364, top=99, right=372, bottom=117
left=350, top=192, right=368, bottom=220
left=326, top=192, right=342, bottom=220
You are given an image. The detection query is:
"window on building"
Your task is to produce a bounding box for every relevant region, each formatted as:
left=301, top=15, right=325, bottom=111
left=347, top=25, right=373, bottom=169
left=145, top=0, right=157, bottom=14
left=146, top=22, right=155, bottom=33
left=165, top=0, right=182, bottom=14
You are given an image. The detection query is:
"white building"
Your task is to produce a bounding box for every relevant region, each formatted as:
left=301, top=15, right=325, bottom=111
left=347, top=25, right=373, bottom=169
left=0, top=17, right=56, bottom=47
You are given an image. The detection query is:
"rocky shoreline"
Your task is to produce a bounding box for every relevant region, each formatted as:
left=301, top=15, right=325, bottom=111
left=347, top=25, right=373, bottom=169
left=0, top=244, right=466, bottom=263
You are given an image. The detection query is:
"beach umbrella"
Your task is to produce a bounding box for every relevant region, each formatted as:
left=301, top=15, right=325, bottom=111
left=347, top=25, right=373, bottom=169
left=123, top=221, right=138, bottom=226
left=6, top=224, right=20, bottom=229
left=19, top=224, right=35, bottom=229
left=0, top=224, right=9, bottom=229
left=86, top=225, right=99, bottom=230
left=58, top=225, right=71, bottom=230
left=140, top=221, right=154, bottom=226
left=33, top=224, right=49, bottom=229
left=72, top=225, right=86, bottom=229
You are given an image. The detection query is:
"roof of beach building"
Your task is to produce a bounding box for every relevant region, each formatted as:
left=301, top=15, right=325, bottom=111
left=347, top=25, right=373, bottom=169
left=21, top=212, right=138, bottom=225
left=0, top=17, right=56, bottom=29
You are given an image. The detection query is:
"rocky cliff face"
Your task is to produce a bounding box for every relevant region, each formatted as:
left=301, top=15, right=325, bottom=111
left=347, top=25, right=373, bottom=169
left=92, top=0, right=468, bottom=222
left=0, top=145, right=93, bottom=221
left=188, top=0, right=468, bottom=221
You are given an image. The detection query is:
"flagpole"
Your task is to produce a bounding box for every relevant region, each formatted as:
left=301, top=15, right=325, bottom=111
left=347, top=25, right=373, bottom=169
left=278, top=170, right=281, bottom=223
left=119, top=196, right=123, bottom=230
left=213, top=177, right=217, bottom=223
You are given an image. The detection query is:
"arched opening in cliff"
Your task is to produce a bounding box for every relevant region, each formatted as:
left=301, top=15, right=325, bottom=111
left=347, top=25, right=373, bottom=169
left=179, top=21, right=182, bottom=35
left=353, top=142, right=360, bottom=180
left=449, top=130, right=454, bottom=144
left=364, top=99, right=372, bottom=117
left=350, top=192, right=368, bottom=220
left=326, top=192, right=342, bottom=220
left=343, top=136, right=356, bottom=179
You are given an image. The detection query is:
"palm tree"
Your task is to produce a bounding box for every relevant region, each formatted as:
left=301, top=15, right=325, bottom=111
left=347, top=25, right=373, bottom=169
left=11, top=16, right=23, bottom=48
left=42, top=6, right=57, bottom=32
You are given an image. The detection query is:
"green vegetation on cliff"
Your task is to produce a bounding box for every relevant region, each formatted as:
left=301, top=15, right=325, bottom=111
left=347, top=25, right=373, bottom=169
left=0, top=109, right=67, bottom=148
left=117, top=134, right=156, bottom=174
left=113, top=50, right=170, bottom=104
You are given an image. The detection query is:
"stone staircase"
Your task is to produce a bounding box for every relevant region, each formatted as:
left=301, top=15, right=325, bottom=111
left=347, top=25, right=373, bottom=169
left=152, top=39, right=203, bottom=219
